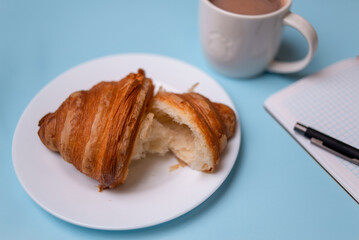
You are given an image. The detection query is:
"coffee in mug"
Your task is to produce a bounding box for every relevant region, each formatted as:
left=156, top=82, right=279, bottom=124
left=199, top=0, right=318, bottom=78
left=209, top=0, right=285, bottom=15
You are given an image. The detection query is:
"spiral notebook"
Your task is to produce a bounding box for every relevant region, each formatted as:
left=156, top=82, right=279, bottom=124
left=264, top=57, right=359, bottom=203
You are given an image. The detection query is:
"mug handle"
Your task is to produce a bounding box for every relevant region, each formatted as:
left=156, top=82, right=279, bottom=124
left=267, top=12, right=318, bottom=73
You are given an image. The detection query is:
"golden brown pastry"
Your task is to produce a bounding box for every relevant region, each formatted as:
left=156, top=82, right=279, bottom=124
left=38, top=69, right=154, bottom=190
left=38, top=69, right=236, bottom=190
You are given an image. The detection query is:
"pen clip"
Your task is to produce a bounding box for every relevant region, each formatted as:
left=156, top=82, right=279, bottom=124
left=310, top=138, right=359, bottom=166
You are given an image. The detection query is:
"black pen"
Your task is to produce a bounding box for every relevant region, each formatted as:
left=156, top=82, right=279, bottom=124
left=294, top=122, right=359, bottom=166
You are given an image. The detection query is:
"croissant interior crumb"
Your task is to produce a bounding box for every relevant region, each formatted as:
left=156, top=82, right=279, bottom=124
left=132, top=103, right=212, bottom=172
left=156, top=112, right=197, bottom=165
left=131, top=113, right=171, bottom=160
left=132, top=112, right=197, bottom=166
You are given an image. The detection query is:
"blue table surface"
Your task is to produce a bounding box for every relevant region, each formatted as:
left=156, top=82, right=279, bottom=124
left=1, top=0, right=359, bottom=239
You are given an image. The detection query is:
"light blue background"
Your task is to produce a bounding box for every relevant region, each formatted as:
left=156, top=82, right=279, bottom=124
left=1, top=0, right=359, bottom=239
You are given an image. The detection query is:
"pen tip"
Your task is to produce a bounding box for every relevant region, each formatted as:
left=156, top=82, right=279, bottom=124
left=294, top=122, right=307, bottom=133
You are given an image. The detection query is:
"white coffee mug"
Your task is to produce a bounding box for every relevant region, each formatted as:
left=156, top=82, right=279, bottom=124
left=199, top=0, right=318, bottom=78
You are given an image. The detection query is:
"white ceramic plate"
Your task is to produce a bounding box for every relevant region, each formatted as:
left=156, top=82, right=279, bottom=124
left=12, top=54, right=241, bottom=230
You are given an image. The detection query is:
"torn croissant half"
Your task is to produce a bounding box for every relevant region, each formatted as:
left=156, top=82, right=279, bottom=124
left=133, top=90, right=236, bottom=172
left=38, top=69, right=154, bottom=190
left=38, top=69, right=236, bottom=190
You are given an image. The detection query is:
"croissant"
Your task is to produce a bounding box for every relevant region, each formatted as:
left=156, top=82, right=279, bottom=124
left=133, top=90, right=236, bottom=172
left=38, top=69, right=154, bottom=190
left=38, top=69, right=236, bottom=190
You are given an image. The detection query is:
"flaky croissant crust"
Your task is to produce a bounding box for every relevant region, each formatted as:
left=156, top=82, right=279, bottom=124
left=38, top=69, right=154, bottom=190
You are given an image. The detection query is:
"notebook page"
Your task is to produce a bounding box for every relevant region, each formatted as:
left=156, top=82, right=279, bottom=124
left=264, top=58, right=359, bottom=202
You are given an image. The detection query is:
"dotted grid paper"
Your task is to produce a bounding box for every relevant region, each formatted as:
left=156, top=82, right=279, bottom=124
left=284, top=64, right=359, bottom=178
